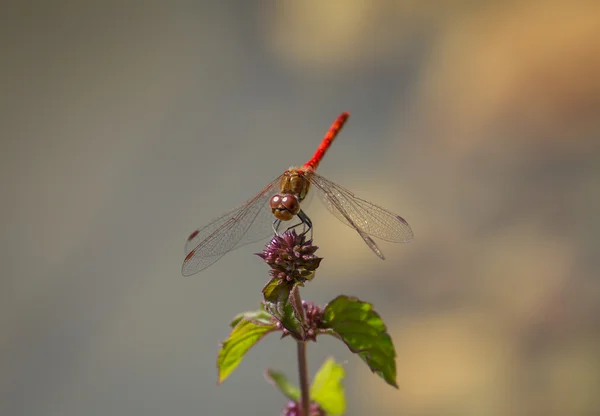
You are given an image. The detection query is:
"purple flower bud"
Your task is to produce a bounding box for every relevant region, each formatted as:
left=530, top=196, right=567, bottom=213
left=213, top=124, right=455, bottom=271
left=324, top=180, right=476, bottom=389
left=300, top=301, right=324, bottom=342
left=256, top=231, right=322, bottom=285
left=282, top=400, right=326, bottom=416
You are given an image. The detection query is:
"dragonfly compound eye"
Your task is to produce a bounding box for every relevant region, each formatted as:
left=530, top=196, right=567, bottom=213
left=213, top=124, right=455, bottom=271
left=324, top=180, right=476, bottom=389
left=269, top=194, right=300, bottom=221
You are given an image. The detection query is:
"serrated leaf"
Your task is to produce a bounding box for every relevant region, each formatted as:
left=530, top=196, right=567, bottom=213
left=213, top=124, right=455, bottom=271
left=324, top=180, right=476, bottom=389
left=217, top=318, right=277, bottom=384
left=230, top=308, right=274, bottom=327
left=322, top=295, right=398, bottom=388
left=310, top=358, right=346, bottom=415
left=262, top=278, right=305, bottom=339
left=264, top=369, right=300, bottom=401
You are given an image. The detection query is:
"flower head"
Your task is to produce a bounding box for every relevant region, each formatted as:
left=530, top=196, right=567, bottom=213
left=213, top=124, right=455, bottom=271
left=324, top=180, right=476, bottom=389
left=256, top=230, right=322, bottom=284
left=282, top=400, right=326, bottom=416
left=301, top=301, right=324, bottom=342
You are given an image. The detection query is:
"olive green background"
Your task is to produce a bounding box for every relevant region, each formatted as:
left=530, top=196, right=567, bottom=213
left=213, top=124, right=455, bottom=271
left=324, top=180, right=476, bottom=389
left=2, top=1, right=599, bottom=415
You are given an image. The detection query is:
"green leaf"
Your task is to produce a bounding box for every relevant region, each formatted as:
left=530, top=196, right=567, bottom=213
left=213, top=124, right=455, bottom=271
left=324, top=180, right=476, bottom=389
left=322, top=295, right=398, bottom=388
left=217, top=318, right=277, bottom=384
left=262, top=278, right=305, bottom=339
left=230, top=308, right=274, bottom=327
left=264, top=369, right=300, bottom=401
left=310, top=358, right=346, bottom=415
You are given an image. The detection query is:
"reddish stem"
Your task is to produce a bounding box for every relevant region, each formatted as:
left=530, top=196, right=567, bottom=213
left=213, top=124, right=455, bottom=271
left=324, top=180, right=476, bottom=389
left=297, top=341, right=310, bottom=416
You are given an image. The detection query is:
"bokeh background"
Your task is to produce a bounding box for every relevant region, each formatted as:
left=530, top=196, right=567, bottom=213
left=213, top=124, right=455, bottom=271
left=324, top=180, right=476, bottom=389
left=2, top=1, right=599, bottom=415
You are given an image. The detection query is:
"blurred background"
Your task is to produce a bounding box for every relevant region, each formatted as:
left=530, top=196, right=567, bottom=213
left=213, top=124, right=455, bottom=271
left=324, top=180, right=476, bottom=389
left=2, top=1, right=599, bottom=415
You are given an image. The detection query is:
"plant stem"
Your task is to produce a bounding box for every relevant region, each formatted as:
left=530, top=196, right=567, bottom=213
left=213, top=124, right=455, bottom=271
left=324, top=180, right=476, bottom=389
left=297, top=341, right=310, bottom=416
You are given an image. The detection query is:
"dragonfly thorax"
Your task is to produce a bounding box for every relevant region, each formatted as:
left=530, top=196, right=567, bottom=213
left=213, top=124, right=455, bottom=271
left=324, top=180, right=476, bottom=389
left=281, top=168, right=312, bottom=200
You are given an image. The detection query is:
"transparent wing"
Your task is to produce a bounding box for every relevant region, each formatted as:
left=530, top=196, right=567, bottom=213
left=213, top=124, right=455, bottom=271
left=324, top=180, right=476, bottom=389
left=309, top=172, right=413, bottom=258
left=182, top=176, right=281, bottom=276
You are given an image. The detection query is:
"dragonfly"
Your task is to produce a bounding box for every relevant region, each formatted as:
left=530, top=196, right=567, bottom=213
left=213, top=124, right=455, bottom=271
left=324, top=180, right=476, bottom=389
left=182, top=112, right=413, bottom=276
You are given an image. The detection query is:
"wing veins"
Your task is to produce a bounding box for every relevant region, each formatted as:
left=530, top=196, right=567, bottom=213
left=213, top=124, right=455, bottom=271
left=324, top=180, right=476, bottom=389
left=182, top=176, right=281, bottom=275
left=310, top=173, right=413, bottom=243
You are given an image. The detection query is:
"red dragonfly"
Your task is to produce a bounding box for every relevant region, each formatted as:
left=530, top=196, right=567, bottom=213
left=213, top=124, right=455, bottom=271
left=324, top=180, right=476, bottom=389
left=182, top=112, right=413, bottom=276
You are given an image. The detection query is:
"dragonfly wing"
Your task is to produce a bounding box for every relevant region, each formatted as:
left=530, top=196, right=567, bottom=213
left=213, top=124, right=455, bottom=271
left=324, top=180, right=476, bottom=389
left=182, top=176, right=281, bottom=276
left=309, top=172, right=414, bottom=245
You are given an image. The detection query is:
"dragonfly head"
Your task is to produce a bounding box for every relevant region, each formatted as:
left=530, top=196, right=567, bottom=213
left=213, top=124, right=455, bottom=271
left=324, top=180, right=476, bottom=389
left=270, top=193, right=300, bottom=221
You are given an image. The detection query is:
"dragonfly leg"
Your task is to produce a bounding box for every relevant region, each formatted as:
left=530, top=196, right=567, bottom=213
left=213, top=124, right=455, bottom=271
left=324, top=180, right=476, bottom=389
left=297, top=210, right=313, bottom=239
left=283, top=220, right=305, bottom=233
left=275, top=218, right=305, bottom=235
left=275, top=210, right=313, bottom=237
left=272, top=219, right=282, bottom=234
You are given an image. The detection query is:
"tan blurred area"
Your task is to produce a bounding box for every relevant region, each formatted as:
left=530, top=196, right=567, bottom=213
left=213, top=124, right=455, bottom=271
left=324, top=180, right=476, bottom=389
left=1, top=1, right=599, bottom=415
